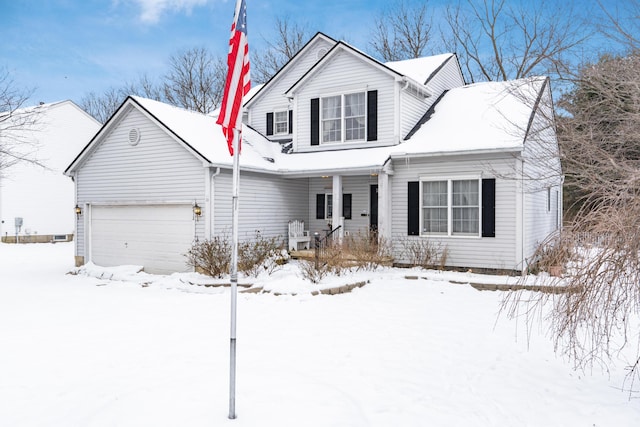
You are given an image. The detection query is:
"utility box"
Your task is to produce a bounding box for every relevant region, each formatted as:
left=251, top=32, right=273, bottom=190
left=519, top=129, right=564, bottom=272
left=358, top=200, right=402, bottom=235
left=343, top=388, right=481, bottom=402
left=14, top=217, right=23, bottom=233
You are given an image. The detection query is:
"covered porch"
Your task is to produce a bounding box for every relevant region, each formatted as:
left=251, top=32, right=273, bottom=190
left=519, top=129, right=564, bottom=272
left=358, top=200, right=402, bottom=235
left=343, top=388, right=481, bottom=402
left=285, top=165, right=393, bottom=250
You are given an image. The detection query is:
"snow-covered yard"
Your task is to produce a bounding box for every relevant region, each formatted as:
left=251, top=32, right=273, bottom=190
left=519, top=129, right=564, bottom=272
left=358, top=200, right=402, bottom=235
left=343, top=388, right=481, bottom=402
left=0, top=242, right=638, bottom=426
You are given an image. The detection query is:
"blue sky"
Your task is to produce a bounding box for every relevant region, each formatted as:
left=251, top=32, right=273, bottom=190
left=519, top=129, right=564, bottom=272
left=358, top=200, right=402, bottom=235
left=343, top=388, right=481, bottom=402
left=0, top=0, right=399, bottom=105
left=0, top=0, right=628, bottom=107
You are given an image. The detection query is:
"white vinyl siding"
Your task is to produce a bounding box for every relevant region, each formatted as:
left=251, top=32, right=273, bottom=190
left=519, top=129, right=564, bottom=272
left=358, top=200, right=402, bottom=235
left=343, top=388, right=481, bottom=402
left=295, top=49, right=396, bottom=151
left=75, top=106, right=205, bottom=258
left=424, top=56, right=466, bottom=97
left=521, top=82, right=563, bottom=263
left=248, top=38, right=335, bottom=136
left=391, top=154, right=519, bottom=271
left=0, top=102, right=100, bottom=242
left=307, top=175, right=375, bottom=235
left=400, top=56, right=465, bottom=140
left=213, top=170, right=309, bottom=243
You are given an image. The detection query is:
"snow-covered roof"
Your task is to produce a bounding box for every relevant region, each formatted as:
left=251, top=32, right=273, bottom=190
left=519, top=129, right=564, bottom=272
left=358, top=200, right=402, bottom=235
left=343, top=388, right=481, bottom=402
left=3, top=100, right=100, bottom=171
left=134, top=78, right=544, bottom=175
left=385, top=54, right=455, bottom=85
left=68, top=77, right=546, bottom=177
left=130, top=96, right=280, bottom=173
left=400, top=77, right=547, bottom=155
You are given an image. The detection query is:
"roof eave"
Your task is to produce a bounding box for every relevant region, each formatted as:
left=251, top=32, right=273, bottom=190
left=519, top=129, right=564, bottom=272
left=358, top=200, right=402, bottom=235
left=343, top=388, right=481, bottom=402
left=390, top=146, right=523, bottom=160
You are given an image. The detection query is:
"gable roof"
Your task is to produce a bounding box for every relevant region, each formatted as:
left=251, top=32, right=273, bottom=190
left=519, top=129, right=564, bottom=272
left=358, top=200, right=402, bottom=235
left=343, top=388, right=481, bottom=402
left=243, top=32, right=337, bottom=108
left=65, top=96, right=281, bottom=175
left=2, top=100, right=100, bottom=171
left=284, top=41, right=432, bottom=97
left=67, top=76, right=549, bottom=178
left=384, top=53, right=456, bottom=85
left=400, top=77, right=549, bottom=155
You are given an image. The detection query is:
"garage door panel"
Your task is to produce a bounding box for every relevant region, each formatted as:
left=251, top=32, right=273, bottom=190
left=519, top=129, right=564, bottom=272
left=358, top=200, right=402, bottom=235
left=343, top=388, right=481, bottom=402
left=91, top=205, right=194, bottom=274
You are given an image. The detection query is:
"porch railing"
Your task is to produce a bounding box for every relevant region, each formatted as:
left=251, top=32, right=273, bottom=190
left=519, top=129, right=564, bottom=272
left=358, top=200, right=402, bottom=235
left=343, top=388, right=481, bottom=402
left=314, top=225, right=342, bottom=269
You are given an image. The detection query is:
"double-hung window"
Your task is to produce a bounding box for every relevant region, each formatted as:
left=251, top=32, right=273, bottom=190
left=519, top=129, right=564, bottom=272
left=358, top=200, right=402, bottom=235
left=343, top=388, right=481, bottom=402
left=321, top=92, right=366, bottom=143
left=274, top=111, right=289, bottom=135
left=322, top=95, right=342, bottom=142
left=422, top=178, right=480, bottom=236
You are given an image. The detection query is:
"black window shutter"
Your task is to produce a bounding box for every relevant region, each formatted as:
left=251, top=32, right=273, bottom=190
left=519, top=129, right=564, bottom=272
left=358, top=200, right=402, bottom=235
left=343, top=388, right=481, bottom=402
left=408, top=181, right=420, bottom=235
left=311, top=98, right=320, bottom=145
left=367, top=90, right=378, bottom=141
left=316, top=194, right=325, bottom=219
left=482, top=178, right=496, bottom=238
left=266, top=112, right=274, bottom=136
left=288, top=110, right=293, bottom=134
left=343, top=194, right=352, bottom=220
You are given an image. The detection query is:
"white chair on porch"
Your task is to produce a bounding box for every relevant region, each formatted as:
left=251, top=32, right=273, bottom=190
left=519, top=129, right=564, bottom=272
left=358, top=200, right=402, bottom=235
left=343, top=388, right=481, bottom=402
left=288, top=220, right=311, bottom=251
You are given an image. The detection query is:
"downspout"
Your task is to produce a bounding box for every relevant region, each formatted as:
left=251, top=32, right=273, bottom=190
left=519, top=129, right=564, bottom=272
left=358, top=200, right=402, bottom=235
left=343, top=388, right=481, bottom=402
left=208, top=167, right=221, bottom=239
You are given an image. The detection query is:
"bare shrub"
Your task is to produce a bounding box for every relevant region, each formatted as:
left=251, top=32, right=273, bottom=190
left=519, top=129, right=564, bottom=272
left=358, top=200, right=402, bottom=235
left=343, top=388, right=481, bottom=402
left=186, top=231, right=286, bottom=279
left=298, top=258, right=331, bottom=284
left=342, top=231, right=392, bottom=271
left=527, top=231, right=573, bottom=275
left=396, top=237, right=448, bottom=269
left=185, top=235, right=231, bottom=278
left=298, top=231, right=394, bottom=283
left=238, top=232, right=286, bottom=278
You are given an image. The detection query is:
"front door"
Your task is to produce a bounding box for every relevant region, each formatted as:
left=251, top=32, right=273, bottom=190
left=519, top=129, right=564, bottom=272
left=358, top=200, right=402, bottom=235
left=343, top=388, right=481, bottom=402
left=370, top=184, right=378, bottom=233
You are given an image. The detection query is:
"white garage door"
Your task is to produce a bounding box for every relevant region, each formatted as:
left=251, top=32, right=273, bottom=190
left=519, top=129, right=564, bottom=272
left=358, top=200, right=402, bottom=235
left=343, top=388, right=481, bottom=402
left=90, top=204, right=195, bottom=274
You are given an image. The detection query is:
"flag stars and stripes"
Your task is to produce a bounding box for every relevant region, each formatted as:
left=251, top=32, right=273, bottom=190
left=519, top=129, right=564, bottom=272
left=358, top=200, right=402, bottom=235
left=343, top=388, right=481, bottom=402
left=216, top=0, right=250, bottom=156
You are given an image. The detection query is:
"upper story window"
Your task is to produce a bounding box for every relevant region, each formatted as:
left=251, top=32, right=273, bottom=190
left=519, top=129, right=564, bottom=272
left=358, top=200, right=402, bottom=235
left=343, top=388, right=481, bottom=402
left=274, top=111, right=289, bottom=135
left=311, top=90, right=377, bottom=147
left=266, top=110, right=292, bottom=137
left=321, top=92, right=366, bottom=143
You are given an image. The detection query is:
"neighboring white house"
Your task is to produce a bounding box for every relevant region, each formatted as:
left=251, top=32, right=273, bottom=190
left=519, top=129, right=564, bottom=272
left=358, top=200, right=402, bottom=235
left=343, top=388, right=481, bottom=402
left=0, top=100, right=101, bottom=243
left=65, top=33, right=562, bottom=274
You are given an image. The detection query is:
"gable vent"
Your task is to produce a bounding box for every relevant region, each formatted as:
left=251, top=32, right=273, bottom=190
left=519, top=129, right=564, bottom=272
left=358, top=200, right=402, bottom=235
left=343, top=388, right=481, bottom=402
left=316, top=48, right=328, bottom=60
left=128, top=128, right=140, bottom=146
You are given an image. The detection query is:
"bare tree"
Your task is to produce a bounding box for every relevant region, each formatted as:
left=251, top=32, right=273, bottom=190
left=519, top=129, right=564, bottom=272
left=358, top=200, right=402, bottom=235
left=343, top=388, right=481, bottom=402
left=598, top=0, right=640, bottom=52
left=251, top=16, right=311, bottom=84
left=163, top=47, right=226, bottom=114
left=504, top=53, right=640, bottom=395
left=81, top=47, right=225, bottom=123
left=441, top=0, right=589, bottom=83
left=0, top=68, right=44, bottom=176
left=370, top=0, right=435, bottom=62
left=79, top=87, right=126, bottom=125
left=79, top=73, right=165, bottom=124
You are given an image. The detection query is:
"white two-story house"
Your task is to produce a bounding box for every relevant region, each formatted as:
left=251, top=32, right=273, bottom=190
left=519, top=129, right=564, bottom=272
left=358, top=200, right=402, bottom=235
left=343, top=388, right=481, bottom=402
left=65, top=33, right=562, bottom=274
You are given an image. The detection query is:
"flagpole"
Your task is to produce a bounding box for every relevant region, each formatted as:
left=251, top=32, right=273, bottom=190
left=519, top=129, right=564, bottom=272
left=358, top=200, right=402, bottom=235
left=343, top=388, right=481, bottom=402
left=229, top=128, right=240, bottom=419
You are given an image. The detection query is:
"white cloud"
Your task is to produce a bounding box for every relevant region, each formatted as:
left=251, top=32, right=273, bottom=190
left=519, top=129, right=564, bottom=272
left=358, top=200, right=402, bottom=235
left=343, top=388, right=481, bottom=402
left=128, top=0, right=211, bottom=24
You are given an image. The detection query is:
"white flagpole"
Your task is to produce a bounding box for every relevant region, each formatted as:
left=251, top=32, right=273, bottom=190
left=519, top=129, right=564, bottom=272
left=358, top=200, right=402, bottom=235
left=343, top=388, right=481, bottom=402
left=229, top=128, right=240, bottom=419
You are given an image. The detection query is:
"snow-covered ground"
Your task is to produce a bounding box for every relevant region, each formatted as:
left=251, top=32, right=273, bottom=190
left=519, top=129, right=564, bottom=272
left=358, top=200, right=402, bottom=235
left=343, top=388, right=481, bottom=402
left=0, top=242, right=638, bottom=426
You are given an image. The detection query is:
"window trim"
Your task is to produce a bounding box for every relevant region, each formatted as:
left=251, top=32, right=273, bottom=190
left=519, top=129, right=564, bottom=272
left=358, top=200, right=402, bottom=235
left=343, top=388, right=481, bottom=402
left=274, top=110, right=289, bottom=135
left=316, top=193, right=353, bottom=221
left=325, top=193, right=333, bottom=220
left=419, top=176, right=482, bottom=238
left=320, top=90, right=367, bottom=144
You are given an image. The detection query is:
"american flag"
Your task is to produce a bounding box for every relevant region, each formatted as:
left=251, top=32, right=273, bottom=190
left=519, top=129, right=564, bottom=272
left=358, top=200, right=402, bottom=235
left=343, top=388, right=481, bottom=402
left=217, top=0, right=250, bottom=156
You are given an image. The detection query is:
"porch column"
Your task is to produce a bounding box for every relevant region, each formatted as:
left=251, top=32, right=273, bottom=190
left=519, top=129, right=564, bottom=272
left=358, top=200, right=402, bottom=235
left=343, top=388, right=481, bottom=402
left=332, top=175, right=344, bottom=241
left=378, top=160, right=393, bottom=242
left=378, top=169, right=392, bottom=242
